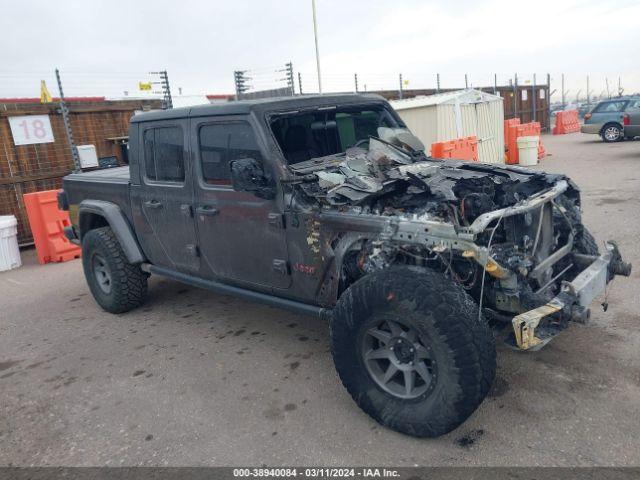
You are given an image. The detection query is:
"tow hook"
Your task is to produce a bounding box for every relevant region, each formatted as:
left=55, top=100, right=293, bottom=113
left=607, top=241, right=632, bottom=278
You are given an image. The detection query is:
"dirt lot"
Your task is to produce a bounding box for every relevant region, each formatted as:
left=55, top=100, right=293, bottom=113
left=1, top=133, right=639, bottom=467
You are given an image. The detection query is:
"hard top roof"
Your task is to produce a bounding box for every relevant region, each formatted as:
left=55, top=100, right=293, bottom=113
left=131, top=93, right=387, bottom=123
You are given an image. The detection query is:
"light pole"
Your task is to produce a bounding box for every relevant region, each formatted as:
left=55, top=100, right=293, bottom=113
left=312, top=0, right=322, bottom=93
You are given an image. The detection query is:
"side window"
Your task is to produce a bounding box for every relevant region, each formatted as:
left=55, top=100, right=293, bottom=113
left=198, top=122, right=262, bottom=185
left=144, top=126, right=184, bottom=182
left=594, top=101, right=627, bottom=113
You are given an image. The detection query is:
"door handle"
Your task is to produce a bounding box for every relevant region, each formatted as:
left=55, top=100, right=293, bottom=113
left=144, top=200, right=163, bottom=209
left=196, top=205, right=219, bottom=216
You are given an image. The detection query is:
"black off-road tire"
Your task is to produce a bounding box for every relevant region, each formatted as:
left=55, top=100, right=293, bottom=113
left=82, top=227, right=148, bottom=314
left=576, top=228, right=599, bottom=255
left=560, top=197, right=600, bottom=256
left=330, top=266, right=496, bottom=438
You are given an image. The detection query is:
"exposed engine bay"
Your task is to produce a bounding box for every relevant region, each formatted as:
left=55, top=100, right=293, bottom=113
left=284, top=131, right=631, bottom=350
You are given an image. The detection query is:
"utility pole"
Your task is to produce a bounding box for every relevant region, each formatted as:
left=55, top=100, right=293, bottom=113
left=465, top=74, right=468, bottom=89
left=354, top=73, right=359, bottom=93
left=298, top=72, right=303, bottom=95
left=55, top=68, right=81, bottom=173
left=311, top=0, right=322, bottom=93
left=398, top=73, right=403, bottom=99
left=493, top=73, right=497, bottom=94
left=436, top=73, right=440, bottom=93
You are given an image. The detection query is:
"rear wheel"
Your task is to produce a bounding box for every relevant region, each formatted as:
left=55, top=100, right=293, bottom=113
left=330, top=266, right=496, bottom=438
left=82, top=226, right=148, bottom=314
left=601, top=123, right=623, bottom=143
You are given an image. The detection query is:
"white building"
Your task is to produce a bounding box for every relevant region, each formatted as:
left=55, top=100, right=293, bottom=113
left=391, top=89, right=505, bottom=164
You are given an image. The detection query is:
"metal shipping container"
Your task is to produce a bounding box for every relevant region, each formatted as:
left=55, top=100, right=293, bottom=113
left=390, top=89, right=505, bottom=164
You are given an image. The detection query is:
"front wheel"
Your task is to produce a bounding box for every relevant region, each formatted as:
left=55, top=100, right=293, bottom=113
left=330, top=267, right=496, bottom=438
left=601, top=124, right=623, bottom=143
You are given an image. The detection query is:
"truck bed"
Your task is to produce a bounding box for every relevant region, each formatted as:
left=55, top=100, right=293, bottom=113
left=62, top=166, right=132, bottom=220
left=64, top=166, right=131, bottom=184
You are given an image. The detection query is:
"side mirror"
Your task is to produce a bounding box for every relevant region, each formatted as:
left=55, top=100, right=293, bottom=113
left=230, top=158, right=276, bottom=200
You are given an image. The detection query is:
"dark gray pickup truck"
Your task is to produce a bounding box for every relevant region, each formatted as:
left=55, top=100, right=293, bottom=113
left=59, top=94, right=631, bottom=438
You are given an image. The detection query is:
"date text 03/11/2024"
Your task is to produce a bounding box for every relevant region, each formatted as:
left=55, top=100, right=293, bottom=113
left=232, top=468, right=400, bottom=478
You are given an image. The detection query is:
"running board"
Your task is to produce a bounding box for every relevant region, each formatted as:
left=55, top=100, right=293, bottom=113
left=144, top=264, right=331, bottom=320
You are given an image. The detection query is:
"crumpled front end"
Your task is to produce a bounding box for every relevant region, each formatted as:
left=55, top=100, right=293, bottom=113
left=292, top=137, right=631, bottom=350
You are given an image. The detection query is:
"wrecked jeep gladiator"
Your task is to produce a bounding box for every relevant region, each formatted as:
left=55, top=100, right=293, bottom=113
left=60, top=94, right=631, bottom=437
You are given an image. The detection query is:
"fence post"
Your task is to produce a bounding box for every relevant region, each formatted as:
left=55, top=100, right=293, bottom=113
left=159, top=70, right=172, bottom=109
left=354, top=73, right=359, bottom=93
left=233, top=70, right=249, bottom=100
left=398, top=73, right=403, bottom=99
left=55, top=68, right=81, bottom=173
left=532, top=73, right=537, bottom=122
left=285, top=62, right=295, bottom=96
left=513, top=73, right=518, bottom=120
left=547, top=73, right=552, bottom=132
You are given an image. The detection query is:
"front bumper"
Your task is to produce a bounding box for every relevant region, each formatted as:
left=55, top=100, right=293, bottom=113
left=581, top=123, right=602, bottom=134
left=512, top=241, right=631, bottom=350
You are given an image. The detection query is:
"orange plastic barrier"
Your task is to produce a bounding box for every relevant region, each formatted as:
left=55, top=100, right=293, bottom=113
left=431, top=136, right=478, bottom=162
left=504, top=118, right=520, bottom=146
left=537, top=140, right=546, bottom=160
left=552, top=110, right=580, bottom=135
left=23, top=190, right=81, bottom=264
left=505, top=121, right=543, bottom=164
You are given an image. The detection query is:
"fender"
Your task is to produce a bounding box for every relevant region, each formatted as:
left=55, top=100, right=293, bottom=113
left=78, top=200, right=146, bottom=264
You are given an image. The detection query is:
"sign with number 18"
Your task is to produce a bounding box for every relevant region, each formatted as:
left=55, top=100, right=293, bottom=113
left=8, top=115, right=55, bottom=146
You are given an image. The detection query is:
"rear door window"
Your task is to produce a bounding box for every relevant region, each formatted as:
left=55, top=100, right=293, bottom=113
left=143, top=126, right=185, bottom=182
left=594, top=101, right=628, bottom=113
left=198, top=122, right=262, bottom=185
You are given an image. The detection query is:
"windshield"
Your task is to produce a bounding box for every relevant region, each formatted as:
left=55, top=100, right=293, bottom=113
left=270, top=104, right=401, bottom=165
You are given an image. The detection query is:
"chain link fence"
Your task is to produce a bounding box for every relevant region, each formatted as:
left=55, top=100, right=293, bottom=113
left=0, top=69, right=166, bottom=244
left=1, top=67, right=635, bottom=245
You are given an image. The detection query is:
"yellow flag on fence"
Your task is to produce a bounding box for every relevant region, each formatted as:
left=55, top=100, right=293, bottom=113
left=40, top=80, right=52, bottom=103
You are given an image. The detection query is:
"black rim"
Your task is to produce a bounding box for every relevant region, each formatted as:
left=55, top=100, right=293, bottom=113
left=92, top=253, right=112, bottom=294
left=361, top=318, right=438, bottom=399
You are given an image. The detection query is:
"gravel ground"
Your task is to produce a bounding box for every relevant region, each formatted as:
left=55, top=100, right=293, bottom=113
left=1, top=133, right=639, bottom=467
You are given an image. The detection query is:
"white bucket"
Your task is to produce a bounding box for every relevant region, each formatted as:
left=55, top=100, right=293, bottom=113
left=517, top=135, right=539, bottom=166
left=0, top=215, right=22, bottom=272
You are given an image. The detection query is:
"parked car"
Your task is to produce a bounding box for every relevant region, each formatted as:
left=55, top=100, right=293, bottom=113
left=581, top=96, right=640, bottom=142
left=59, top=94, right=631, bottom=438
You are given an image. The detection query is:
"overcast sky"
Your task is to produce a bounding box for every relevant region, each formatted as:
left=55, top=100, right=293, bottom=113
left=1, top=0, right=639, bottom=101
